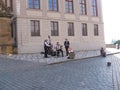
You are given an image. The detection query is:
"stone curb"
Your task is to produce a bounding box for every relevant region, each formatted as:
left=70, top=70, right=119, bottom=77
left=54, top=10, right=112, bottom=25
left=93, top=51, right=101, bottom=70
left=48, top=52, right=120, bottom=65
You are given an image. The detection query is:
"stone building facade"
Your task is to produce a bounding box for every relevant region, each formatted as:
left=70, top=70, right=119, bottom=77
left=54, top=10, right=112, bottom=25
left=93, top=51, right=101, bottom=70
left=3, top=0, right=105, bottom=53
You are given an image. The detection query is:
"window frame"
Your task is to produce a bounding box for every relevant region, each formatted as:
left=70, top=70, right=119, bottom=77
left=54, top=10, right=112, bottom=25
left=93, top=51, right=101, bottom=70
left=94, top=24, right=99, bottom=36
left=80, top=0, right=87, bottom=15
left=51, top=21, right=59, bottom=36
left=82, top=23, right=88, bottom=36
left=28, top=0, right=40, bottom=9
left=91, top=0, right=98, bottom=16
left=48, top=0, right=58, bottom=11
left=65, top=0, right=74, bottom=13
left=68, top=22, right=74, bottom=36
left=30, top=20, right=40, bottom=36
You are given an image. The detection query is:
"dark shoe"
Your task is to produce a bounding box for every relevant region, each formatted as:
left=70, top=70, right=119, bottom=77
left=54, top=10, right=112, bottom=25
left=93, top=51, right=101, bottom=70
left=44, top=56, right=49, bottom=58
left=67, top=57, right=70, bottom=59
left=107, top=62, right=111, bottom=66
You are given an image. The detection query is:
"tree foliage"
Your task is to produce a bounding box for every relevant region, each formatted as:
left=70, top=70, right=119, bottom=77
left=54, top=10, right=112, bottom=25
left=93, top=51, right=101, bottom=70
left=114, top=40, right=120, bottom=44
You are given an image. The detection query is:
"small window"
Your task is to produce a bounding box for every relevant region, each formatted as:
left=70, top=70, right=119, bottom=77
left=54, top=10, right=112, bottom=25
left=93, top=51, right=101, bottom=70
left=80, top=0, right=87, bottom=15
left=82, top=23, right=87, bottom=36
left=91, top=0, right=98, bottom=16
left=94, top=24, right=99, bottom=36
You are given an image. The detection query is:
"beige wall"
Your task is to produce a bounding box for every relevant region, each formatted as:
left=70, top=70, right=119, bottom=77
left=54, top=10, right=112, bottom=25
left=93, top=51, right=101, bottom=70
left=12, top=0, right=105, bottom=53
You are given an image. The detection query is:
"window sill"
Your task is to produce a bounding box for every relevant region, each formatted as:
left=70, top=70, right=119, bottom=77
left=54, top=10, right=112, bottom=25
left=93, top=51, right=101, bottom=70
left=26, top=8, right=42, bottom=11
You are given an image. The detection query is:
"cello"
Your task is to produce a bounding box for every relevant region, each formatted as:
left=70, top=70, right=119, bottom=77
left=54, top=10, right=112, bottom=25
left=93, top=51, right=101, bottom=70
left=48, top=35, right=56, bottom=56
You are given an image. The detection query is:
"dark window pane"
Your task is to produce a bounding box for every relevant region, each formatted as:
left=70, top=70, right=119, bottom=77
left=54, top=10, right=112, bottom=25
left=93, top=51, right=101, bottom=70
left=51, top=21, right=59, bottom=36
left=68, top=22, right=74, bottom=36
left=80, top=0, right=87, bottom=15
left=29, top=0, right=33, bottom=8
left=31, top=20, right=40, bottom=36
left=92, top=0, right=98, bottom=16
left=94, top=24, right=99, bottom=36
left=65, top=0, right=73, bottom=13
left=48, top=0, right=58, bottom=11
left=28, top=0, right=40, bottom=9
left=82, top=23, right=87, bottom=36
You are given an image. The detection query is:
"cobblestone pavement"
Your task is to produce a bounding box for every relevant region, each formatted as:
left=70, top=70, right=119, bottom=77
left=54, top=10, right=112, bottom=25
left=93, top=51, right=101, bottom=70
left=0, top=54, right=120, bottom=90
left=0, top=48, right=120, bottom=65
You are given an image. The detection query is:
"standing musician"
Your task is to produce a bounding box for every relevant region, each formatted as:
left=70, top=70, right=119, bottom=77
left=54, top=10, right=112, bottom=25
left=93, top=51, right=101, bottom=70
left=44, top=39, right=50, bottom=58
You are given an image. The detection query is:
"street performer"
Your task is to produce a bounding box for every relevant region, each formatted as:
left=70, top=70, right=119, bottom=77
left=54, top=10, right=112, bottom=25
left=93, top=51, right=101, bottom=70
left=44, top=39, right=50, bottom=58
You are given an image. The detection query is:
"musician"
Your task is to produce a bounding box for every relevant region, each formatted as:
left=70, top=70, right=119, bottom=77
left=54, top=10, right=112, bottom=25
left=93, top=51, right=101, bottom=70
left=64, top=39, right=70, bottom=56
left=55, top=42, right=64, bottom=57
left=44, top=39, right=50, bottom=58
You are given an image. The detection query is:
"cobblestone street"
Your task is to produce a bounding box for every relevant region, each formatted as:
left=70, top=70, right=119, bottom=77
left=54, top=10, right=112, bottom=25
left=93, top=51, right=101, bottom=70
left=0, top=54, right=120, bottom=90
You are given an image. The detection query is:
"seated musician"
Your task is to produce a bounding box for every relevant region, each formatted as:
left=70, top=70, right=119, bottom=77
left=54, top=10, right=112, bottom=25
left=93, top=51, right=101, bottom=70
left=55, top=42, right=64, bottom=57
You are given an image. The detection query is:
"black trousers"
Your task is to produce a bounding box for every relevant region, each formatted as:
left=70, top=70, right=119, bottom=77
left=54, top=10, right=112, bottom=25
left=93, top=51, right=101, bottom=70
left=57, top=49, right=64, bottom=57
left=44, top=47, right=48, bottom=57
left=65, top=46, right=69, bottom=56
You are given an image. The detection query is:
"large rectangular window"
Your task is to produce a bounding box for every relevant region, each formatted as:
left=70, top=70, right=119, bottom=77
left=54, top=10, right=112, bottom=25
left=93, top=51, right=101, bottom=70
left=80, top=0, right=87, bottom=15
left=92, top=0, right=98, bottom=16
left=65, top=0, right=74, bottom=13
left=51, top=21, right=59, bottom=36
left=31, top=20, right=40, bottom=36
left=94, top=24, right=99, bottom=36
left=82, top=23, right=87, bottom=36
left=49, top=0, right=58, bottom=11
left=28, top=0, right=40, bottom=9
left=68, top=22, right=74, bottom=36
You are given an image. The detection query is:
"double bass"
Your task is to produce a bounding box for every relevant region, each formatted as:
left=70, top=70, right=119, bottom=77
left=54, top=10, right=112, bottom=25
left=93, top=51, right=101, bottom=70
left=48, top=35, right=56, bottom=56
left=48, top=35, right=52, bottom=55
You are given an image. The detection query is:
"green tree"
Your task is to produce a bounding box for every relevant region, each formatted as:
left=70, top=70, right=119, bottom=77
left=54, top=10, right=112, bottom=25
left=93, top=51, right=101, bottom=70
left=114, top=40, right=120, bottom=44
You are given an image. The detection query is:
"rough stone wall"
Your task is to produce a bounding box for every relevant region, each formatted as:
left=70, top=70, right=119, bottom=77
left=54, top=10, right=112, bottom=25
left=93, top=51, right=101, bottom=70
left=0, top=18, right=13, bottom=54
